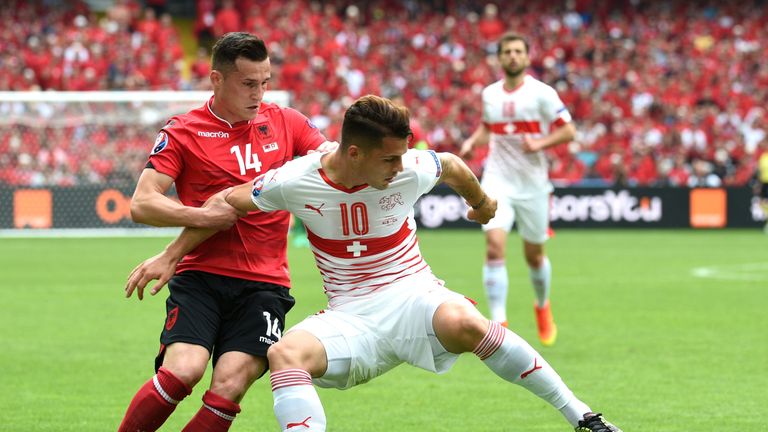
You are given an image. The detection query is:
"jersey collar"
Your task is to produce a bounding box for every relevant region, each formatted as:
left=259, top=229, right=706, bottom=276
left=318, top=169, right=368, bottom=193
left=503, top=75, right=528, bottom=93
left=206, top=96, right=254, bottom=128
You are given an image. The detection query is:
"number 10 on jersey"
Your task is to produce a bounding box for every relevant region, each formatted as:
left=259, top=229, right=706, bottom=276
left=340, top=202, right=369, bottom=235
left=230, top=144, right=262, bottom=175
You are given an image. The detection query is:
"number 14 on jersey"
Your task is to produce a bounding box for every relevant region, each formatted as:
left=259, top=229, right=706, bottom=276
left=230, top=144, right=262, bottom=175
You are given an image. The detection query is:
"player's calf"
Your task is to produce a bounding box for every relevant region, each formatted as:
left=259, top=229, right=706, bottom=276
left=118, top=367, right=192, bottom=432
left=181, top=390, right=241, bottom=432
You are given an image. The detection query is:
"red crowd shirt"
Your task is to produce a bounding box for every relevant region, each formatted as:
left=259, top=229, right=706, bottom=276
left=148, top=97, right=326, bottom=287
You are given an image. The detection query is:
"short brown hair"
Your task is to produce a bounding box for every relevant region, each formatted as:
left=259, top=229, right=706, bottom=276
left=211, top=32, right=269, bottom=74
left=496, top=32, right=529, bottom=55
left=341, top=95, right=412, bottom=151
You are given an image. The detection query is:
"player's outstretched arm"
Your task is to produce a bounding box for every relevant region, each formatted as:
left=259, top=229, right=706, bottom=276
left=459, top=124, right=490, bottom=159
left=521, top=122, right=576, bottom=153
left=223, top=181, right=260, bottom=212
left=437, top=152, right=497, bottom=224
left=125, top=185, right=254, bottom=300
left=130, top=168, right=242, bottom=230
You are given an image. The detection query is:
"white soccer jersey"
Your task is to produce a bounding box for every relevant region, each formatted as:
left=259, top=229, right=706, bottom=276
left=481, top=75, right=572, bottom=198
left=251, top=149, right=442, bottom=307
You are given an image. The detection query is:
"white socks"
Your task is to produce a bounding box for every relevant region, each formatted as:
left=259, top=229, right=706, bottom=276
left=483, top=259, right=509, bottom=323
left=271, top=369, right=326, bottom=431
left=474, top=322, right=590, bottom=427
left=529, top=257, right=551, bottom=308
left=485, top=256, right=552, bottom=318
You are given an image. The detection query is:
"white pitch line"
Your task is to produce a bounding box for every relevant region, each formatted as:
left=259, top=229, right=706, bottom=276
left=691, top=262, right=768, bottom=282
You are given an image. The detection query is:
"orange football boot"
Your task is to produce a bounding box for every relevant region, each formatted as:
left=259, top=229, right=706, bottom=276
left=534, top=300, right=557, bottom=346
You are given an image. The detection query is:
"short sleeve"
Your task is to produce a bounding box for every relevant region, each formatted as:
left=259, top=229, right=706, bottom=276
left=250, top=169, right=285, bottom=212
left=481, top=86, right=492, bottom=126
left=540, top=85, right=572, bottom=129
left=147, top=119, right=184, bottom=179
left=405, top=149, right=442, bottom=196
left=282, top=107, right=327, bottom=156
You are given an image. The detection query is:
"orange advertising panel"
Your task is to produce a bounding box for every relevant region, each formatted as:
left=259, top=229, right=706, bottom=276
left=689, top=188, right=726, bottom=228
left=14, top=189, right=53, bottom=228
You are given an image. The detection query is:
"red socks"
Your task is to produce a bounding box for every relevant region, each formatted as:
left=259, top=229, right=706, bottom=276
left=181, top=390, right=241, bottom=432
left=118, top=368, right=240, bottom=431
left=118, top=367, right=192, bottom=432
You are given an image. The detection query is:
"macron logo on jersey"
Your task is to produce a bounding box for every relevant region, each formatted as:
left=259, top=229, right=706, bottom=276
left=197, top=131, right=230, bottom=138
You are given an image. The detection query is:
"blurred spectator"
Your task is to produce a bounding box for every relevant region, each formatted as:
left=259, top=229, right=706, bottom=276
left=213, top=0, right=241, bottom=38
left=687, top=158, right=723, bottom=188
left=3, top=0, right=768, bottom=187
left=194, top=0, right=217, bottom=48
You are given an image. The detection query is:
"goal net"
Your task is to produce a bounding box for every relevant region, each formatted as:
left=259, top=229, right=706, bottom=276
left=0, top=90, right=289, bottom=234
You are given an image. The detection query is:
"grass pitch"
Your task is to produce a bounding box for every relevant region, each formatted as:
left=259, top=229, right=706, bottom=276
left=0, top=229, right=766, bottom=431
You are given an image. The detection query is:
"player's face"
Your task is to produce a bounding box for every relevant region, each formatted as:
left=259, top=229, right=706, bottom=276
left=211, top=57, right=271, bottom=123
left=498, top=40, right=529, bottom=77
left=359, top=137, right=408, bottom=190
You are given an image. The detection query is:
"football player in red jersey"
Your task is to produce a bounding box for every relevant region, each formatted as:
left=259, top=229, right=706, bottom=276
left=118, top=32, right=334, bottom=432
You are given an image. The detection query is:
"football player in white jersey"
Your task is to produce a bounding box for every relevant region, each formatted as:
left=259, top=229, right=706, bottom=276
left=126, top=95, right=621, bottom=432
left=460, top=33, right=576, bottom=346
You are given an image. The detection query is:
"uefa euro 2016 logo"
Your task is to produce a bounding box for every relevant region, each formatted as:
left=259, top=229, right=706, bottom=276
left=252, top=175, right=266, bottom=197
left=152, top=131, right=168, bottom=155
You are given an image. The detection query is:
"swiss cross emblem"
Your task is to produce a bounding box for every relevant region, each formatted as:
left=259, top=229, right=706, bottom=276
left=256, top=123, right=273, bottom=140
left=346, top=241, right=367, bottom=257
left=504, top=123, right=516, bottom=134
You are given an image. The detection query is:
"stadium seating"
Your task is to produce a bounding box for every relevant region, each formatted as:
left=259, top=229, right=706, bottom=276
left=1, top=0, right=766, bottom=187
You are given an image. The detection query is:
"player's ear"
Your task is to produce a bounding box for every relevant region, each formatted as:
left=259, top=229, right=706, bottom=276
left=210, top=69, right=224, bottom=88
left=348, top=145, right=361, bottom=160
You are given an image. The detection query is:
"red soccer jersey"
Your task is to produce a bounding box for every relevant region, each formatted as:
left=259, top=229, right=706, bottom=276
left=148, top=97, right=325, bottom=287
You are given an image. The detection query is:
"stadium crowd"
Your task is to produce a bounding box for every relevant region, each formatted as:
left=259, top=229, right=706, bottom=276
left=1, top=0, right=767, bottom=188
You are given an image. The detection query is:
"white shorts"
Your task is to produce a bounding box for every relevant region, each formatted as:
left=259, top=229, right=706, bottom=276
left=481, top=175, right=550, bottom=244
left=288, top=274, right=470, bottom=390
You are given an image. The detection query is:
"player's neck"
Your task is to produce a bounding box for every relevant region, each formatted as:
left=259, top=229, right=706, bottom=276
left=322, top=151, right=366, bottom=188
left=209, top=98, right=248, bottom=126
left=503, top=73, right=526, bottom=91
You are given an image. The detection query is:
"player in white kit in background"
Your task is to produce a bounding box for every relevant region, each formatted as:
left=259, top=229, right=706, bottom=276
left=460, top=33, right=577, bottom=346
left=141, top=95, right=621, bottom=431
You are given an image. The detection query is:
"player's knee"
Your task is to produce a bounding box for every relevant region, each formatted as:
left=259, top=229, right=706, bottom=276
left=435, top=303, right=488, bottom=352
left=486, top=249, right=504, bottom=261
left=267, top=339, right=306, bottom=370
left=209, top=355, right=266, bottom=402
left=161, top=346, right=209, bottom=387
left=163, top=362, right=207, bottom=388
left=209, top=374, right=250, bottom=402
left=525, top=254, right=543, bottom=268
left=457, top=313, right=489, bottom=349
left=486, top=238, right=506, bottom=260
left=523, top=246, right=545, bottom=268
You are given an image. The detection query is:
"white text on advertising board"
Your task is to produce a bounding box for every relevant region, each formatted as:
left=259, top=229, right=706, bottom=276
left=550, top=190, right=662, bottom=222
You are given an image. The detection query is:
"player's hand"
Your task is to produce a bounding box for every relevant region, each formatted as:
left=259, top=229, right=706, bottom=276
left=125, top=251, right=179, bottom=300
left=308, top=140, right=339, bottom=154
left=521, top=134, right=543, bottom=153
left=199, top=188, right=247, bottom=230
left=458, top=140, right=474, bottom=159
left=467, top=196, right=497, bottom=224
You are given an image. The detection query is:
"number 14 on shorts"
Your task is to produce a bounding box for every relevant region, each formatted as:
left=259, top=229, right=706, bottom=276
left=263, top=311, right=282, bottom=340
